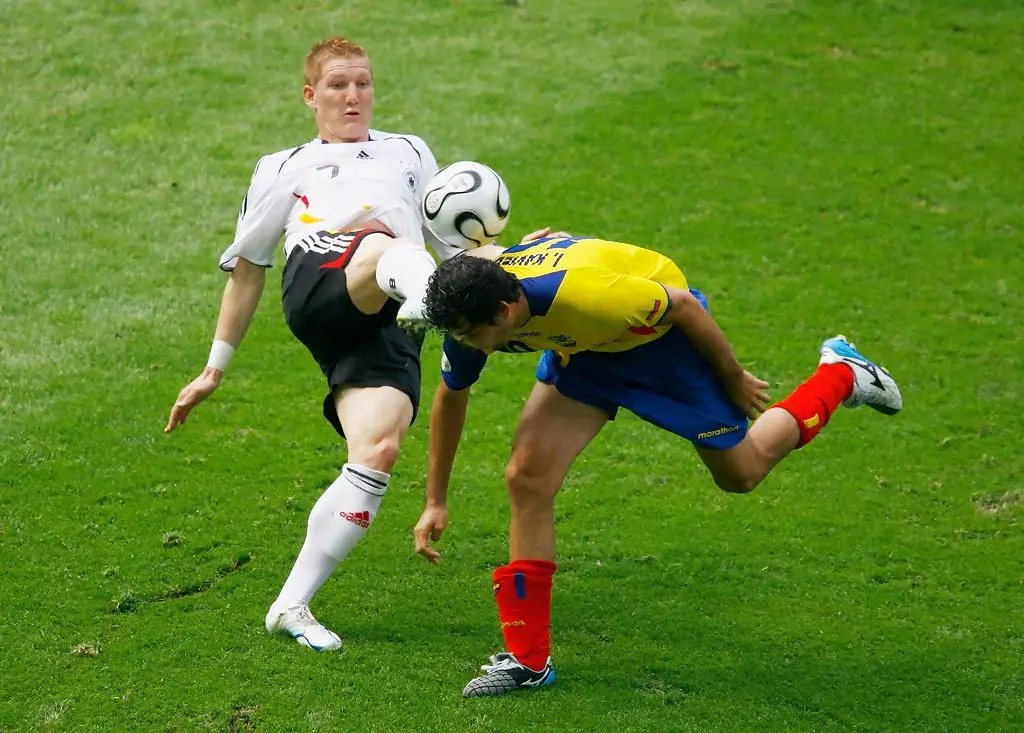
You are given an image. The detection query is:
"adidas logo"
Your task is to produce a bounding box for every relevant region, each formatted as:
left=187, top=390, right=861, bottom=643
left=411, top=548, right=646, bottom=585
left=844, top=357, right=885, bottom=389
left=356, top=150, right=371, bottom=159
left=339, top=510, right=371, bottom=528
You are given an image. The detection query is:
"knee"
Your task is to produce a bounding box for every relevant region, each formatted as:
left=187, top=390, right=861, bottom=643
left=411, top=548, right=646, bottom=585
left=358, top=435, right=401, bottom=473
left=505, top=456, right=558, bottom=508
left=713, top=471, right=760, bottom=494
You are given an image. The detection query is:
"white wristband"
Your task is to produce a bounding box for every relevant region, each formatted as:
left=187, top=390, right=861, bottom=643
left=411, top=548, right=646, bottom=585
left=207, top=340, right=235, bottom=372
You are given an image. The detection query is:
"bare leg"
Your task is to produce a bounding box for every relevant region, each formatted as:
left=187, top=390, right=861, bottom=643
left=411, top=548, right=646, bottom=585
left=697, top=349, right=867, bottom=492
left=696, top=407, right=799, bottom=494
left=333, top=385, right=414, bottom=470
left=505, top=382, right=608, bottom=561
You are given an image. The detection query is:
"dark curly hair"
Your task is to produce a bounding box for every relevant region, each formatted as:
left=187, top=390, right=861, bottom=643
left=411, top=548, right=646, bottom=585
left=423, top=255, right=522, bottom=331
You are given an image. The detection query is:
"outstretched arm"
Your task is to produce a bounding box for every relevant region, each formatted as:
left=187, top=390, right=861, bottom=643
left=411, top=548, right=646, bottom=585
left=165, top=259, right=266, bottom=433
left=414, top=380, right=471, bottom=564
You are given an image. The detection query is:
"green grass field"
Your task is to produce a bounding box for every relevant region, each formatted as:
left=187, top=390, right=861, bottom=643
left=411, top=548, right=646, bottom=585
left=2, top=0, right=1022, bottom=730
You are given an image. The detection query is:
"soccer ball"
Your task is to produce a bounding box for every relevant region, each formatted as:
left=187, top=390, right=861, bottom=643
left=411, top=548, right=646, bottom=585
left=422, top=161, right=511, bottom=249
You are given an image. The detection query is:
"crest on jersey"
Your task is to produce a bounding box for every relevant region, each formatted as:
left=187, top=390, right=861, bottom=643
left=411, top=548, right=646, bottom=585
left=404, top=170, right=417, bottom=192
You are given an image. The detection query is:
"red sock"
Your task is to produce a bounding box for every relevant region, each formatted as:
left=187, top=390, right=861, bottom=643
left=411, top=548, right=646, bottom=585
left=493, top=559, right=556, bottom=671
left=774, top=363, right=854, bottom=447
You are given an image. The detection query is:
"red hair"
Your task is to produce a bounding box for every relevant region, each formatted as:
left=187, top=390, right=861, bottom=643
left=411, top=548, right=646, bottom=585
left=304, top=37, right=369, bottom=86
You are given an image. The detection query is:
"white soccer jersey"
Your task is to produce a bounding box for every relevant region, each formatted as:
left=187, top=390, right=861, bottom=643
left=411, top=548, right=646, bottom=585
left=219, top=131, right=461, bottom=270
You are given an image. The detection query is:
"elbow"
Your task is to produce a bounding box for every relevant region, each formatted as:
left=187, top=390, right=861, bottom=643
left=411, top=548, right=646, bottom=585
left=663, top=287, right=700, bottom=328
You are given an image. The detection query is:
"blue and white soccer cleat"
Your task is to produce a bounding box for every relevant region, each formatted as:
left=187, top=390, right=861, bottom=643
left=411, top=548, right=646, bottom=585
left=265, top=603, right=342, bottom=651
left=462, top=653, right=556, bottom=697
left=819, top=335, right=903, bottom=415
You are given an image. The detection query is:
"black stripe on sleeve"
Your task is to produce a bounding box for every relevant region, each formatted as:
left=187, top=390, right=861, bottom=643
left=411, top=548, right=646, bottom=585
left=277, top=144, right=307, bottom=175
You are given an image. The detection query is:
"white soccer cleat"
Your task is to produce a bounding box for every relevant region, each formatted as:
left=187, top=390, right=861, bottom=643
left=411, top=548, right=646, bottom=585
left=396, top=293, right=430, bottom=334
left=265, top=603, right=342, bottom=651
left=819, top=335, right=903, bottom=415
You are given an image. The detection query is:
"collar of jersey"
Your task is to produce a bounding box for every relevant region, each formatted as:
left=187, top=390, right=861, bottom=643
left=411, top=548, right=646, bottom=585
left=314, top=132, right=375, bottom=144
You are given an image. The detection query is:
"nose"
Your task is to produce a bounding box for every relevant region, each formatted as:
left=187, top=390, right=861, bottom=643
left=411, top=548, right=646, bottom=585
left=344, top=83, right=359, bottom=104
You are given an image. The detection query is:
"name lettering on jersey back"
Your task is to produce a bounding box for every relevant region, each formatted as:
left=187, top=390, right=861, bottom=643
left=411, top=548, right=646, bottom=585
left=496, top=252, right=567, bottom=269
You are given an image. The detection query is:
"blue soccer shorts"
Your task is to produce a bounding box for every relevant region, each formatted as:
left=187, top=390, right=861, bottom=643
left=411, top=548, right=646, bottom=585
left=534, top=289, right=748, bottom=450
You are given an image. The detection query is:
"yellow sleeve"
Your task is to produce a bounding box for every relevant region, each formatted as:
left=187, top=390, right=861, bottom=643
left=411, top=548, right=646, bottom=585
left=566, top=268, right=671, bottom=334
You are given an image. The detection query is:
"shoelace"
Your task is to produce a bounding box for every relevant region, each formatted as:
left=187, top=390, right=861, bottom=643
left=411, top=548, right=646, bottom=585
left=292, top=606, right=317, bottom=626
left=480, top=654, right=520, bottom=673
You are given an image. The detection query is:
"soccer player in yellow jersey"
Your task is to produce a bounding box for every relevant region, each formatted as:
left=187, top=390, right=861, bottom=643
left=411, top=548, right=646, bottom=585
left=415, top=230, right=903, bottom=697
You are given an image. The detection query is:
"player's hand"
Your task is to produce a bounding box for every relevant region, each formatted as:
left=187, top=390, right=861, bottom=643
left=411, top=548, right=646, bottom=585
left=414, top=504, right=449, bottom=565
left=725, top=370, right=771, bottom=421
left=165, top=367, right=223, bottom=433
left=520, top=227, right=572, bottom=244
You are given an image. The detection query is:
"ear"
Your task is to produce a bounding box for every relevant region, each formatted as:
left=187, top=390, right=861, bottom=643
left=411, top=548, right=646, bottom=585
left=303, top=85, right=316, bottom=110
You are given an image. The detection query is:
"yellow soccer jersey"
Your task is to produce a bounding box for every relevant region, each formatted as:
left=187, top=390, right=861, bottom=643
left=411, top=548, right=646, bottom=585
left=492, top=235, right=686, bottom=354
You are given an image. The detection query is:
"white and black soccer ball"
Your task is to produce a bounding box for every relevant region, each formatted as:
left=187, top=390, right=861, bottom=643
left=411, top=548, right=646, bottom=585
left=422, top=161, right=511, bottom=249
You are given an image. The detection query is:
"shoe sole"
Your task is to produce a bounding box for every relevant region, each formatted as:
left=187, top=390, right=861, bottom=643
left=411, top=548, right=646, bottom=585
left=462, top=667, right=556, bottom=697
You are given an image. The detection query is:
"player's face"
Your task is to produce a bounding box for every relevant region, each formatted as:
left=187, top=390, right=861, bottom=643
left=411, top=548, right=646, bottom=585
left=304, top=56, right=374, bottom=143
left=453, top=303, right=518, bottom=351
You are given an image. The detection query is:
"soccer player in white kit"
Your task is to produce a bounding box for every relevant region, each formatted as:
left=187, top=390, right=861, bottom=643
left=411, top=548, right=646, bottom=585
left=165, top=37, right=459, bottom=650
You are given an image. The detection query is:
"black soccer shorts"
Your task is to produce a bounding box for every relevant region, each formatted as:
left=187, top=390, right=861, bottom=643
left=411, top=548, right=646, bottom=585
left=281, top=228, right=423, bottom=438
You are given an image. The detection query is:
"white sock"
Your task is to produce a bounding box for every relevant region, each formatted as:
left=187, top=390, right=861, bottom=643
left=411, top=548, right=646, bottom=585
left=375, top=241, right=437, bottom=304
left=273, top=463, right=389, bottom=610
